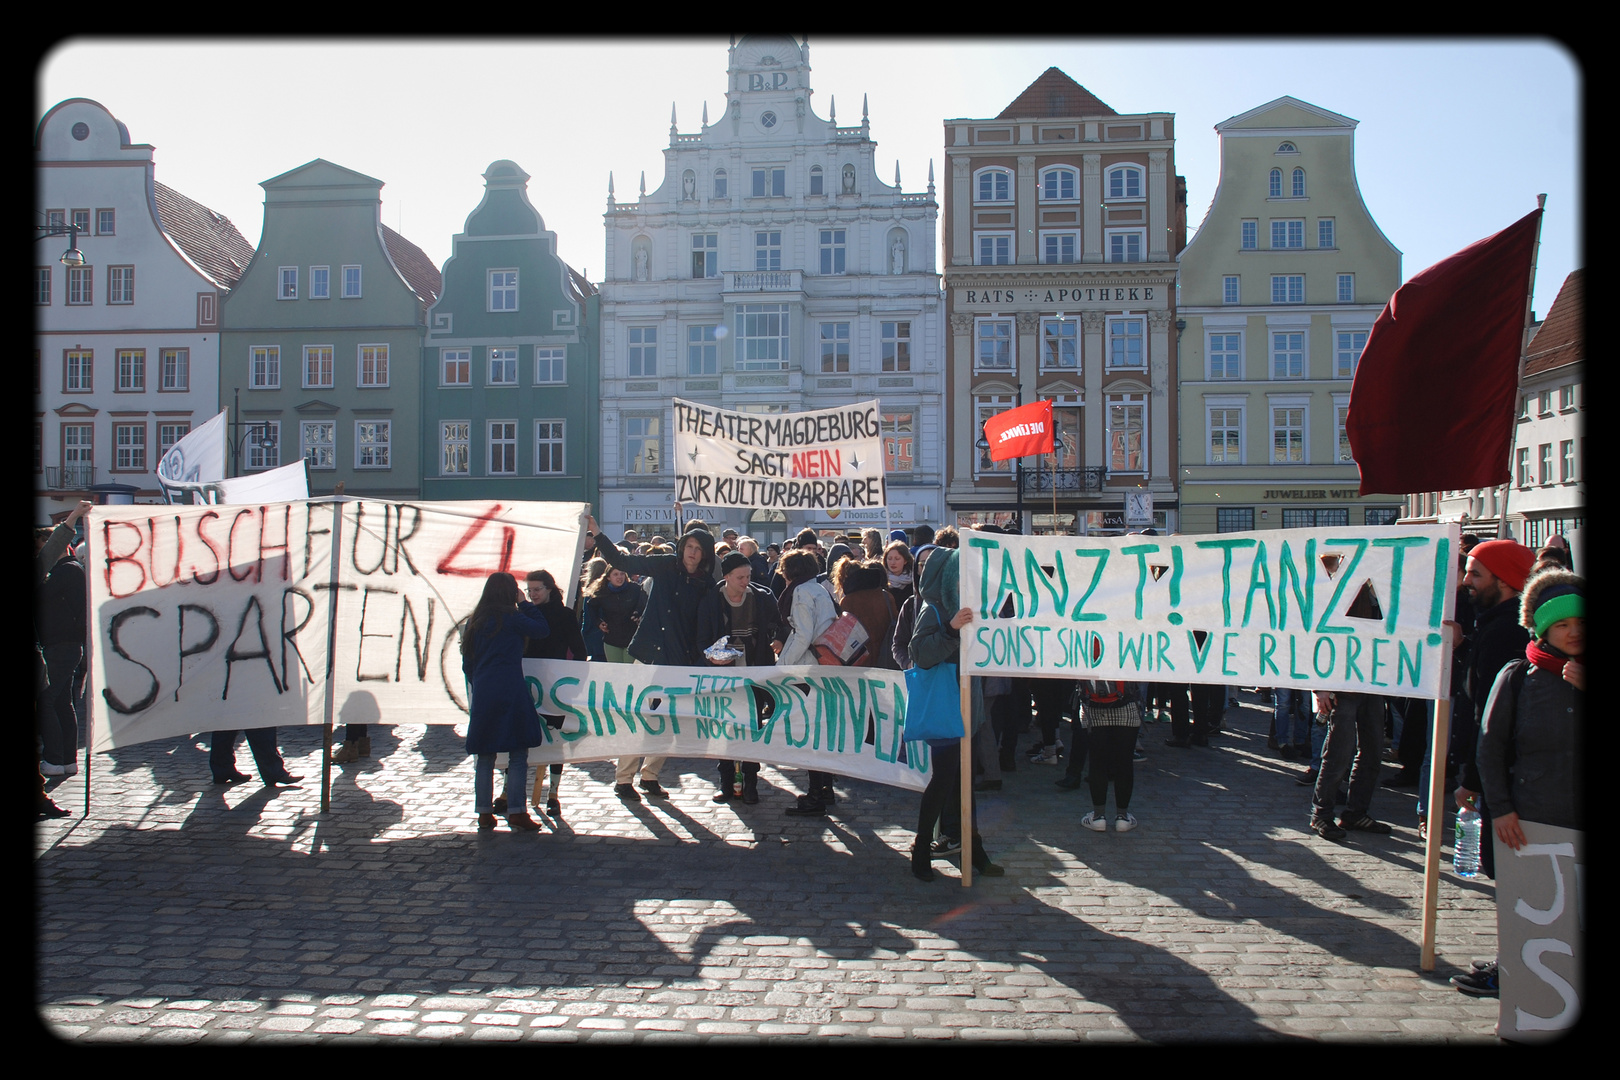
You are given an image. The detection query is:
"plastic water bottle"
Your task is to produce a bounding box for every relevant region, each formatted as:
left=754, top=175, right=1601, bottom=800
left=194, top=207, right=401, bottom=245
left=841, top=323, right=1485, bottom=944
left=1454, top=807, right=1482, bottom=878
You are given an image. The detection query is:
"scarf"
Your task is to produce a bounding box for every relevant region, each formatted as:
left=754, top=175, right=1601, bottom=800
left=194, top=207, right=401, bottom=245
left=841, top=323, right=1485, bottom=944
left=778, top=576, right=804, bottom=624
left=1525, top=638, right=1572, bottom=676
left=887, top=570, right=913, bottom=590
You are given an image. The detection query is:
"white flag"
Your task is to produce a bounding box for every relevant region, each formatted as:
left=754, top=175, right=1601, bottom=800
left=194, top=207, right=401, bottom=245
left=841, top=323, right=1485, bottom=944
left=156, top=410, right=228, bottom=503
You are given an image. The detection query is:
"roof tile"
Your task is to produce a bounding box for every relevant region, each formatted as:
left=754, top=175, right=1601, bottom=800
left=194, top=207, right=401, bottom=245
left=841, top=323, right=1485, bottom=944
left=1523, top=268, right=1582, bottom=376
left=381, top=224, right=442, bottom=307
left=152, top=181, right=257, bottom=289
left=997, top=68, right=1116, bottom=120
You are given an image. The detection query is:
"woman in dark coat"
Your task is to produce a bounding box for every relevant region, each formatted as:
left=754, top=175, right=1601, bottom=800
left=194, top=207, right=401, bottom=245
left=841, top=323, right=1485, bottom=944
left=587, top=565, right=647, bottom=664
left=462, top=572, right=549, bottom=832
left=518, top=569, right=585, bottom=818
left=696, top=551, right=789, bottom=805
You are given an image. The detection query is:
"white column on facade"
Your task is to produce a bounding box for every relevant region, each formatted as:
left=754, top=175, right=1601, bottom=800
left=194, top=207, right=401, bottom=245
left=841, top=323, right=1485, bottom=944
left=951, top=156, right=971, bottom=266
left=1016, top=154, right=1037, bottom=265
left=1016, top=311, right=1040, bottom=403
left=1148, top=151, right=1169, bottom=262
left=1082, top=154, right=1103, bottom=264
left=1148, top=307, right=1173, bottom=483
left=1081, top=310, right=1106, bottom=467
left=950, top=311, right=975, bottom=492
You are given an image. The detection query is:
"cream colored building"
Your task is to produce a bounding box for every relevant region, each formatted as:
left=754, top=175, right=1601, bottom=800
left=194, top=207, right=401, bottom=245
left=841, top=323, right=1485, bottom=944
left=1176, top=97, right=1403, bottom=534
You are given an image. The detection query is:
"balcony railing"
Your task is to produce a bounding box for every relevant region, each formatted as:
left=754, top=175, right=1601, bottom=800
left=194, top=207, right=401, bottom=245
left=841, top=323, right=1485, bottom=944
left=1019, top=466, right=1106, bottom=497
left=45, top=465, right=96, bottom=489
left=723, top=269, right=803, bottom=294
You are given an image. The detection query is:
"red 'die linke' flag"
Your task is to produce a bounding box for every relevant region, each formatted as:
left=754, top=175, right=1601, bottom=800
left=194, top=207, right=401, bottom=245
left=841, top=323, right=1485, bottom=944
left=984, top=399, right=1055, bottom=462
left=1346, top=208, right=1541, bottom=496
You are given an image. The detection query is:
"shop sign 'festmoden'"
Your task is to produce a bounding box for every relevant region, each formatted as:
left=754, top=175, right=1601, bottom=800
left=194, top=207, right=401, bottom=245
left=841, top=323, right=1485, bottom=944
left=959, top=526, right=1458, bottom=696
left=672, top=398, right=886, bottom=511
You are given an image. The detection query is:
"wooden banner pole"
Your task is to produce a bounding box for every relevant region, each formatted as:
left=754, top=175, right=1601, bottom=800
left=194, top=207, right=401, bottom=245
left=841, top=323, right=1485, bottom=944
left=959, top=661, right=972, bottom=888
left=1420, top=529, right=1460, bottom=970
left=319, top=487, right=346, bottom=816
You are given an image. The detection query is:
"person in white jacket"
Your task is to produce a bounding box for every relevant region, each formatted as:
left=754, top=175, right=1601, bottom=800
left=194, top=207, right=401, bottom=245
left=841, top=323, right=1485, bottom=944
left=776, top=550, right=837, bottom=667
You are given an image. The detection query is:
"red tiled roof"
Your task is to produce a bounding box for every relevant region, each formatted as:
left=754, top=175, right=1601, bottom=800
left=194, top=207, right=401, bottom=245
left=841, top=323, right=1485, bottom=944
left=567, top=265, right=598, bottom=300
left=153, top=181, right=256, bottom=289
left=381, top=224, right=442, bottom=307
left=1523, top=269, right=1582, bottom=376
left=997, top=68, right=1116, bottom=120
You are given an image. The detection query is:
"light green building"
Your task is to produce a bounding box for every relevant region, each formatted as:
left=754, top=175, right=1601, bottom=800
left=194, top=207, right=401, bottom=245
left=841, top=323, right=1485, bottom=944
left=219, top=159, right=441, bottom=498
left=1175, top=97, right=1403, bottom=534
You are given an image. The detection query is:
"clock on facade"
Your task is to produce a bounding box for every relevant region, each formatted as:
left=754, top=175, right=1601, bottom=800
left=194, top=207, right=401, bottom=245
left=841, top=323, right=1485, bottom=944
left=1125, top=490, right=1155, bottom=528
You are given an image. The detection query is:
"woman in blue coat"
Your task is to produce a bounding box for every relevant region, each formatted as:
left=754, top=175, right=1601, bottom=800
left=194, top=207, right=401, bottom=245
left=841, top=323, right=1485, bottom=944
left=461, top=572, right=549, bottom=832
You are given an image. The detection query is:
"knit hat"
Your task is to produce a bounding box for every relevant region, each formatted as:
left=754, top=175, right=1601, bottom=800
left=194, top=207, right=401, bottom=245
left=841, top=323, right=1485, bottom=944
left=1520, top=568, right=1583, bottom=638
left=889, top=529, right=909, bottom=543
left=720, top=551, right=751, bottom=576
left=1467, top=539, right=1535, bottom=592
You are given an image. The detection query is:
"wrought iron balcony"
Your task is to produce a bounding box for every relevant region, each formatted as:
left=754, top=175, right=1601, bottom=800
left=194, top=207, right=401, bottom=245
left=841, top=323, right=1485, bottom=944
left=45, top=465, right=96, bottom=489
left=1019, top=465, right=1106, bottom=497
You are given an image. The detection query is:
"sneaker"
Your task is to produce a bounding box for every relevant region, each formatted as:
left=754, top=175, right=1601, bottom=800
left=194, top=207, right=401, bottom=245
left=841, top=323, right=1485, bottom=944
left=1080, top=811, right=1108, bottom=832
left=931, top=835, right=962, bottom=856
left=1025, top=742, right=1051, bottom=762
left=1338, top=812, right=1392, bottom=834
left=1310, top=816, right=1347, bottom=841
left=1132, top=747, right=1147, bottom=763
left=1114, top=813, right=1138, bottom=833
left=614, top=783, right=641, bottom=802
left=1450, top=962, right=1499, bottom=998
left=1295, top=768, right=1318, bottom=787
left=545, top=798, right=561, bottom=818
left=1029, top=745, right=1063, bottom=765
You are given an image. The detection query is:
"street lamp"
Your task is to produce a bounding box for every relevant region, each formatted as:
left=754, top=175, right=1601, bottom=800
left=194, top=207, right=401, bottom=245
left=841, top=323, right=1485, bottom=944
left=229, top=387, right=278, bottom=475
left=36, top=221, right=86, bottom=266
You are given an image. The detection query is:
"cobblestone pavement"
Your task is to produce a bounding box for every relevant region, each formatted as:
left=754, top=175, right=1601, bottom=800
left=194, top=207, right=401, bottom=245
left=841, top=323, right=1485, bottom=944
left=36, top=693, right=1501, bottom=1043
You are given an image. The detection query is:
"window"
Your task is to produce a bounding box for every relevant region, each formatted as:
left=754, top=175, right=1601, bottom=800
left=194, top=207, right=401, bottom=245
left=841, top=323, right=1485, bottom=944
left=881, top=321, right=911, bottom=373
left=1516, top=447, right=1530, bottom=487
left=302, top=421, right=336, bottom=470
left=1217, top=508, right=1255, bottom=533
left=489, top=347, right=518, bottom=386
left=115, top=349, right=145, bottom=392
left=809, top=166, right=824, bottom=196
left=356, top=344, right=388, bottom=387
left=1518, top=395, right=1530, bottom=419
left=489, top=270, right=518, bottom=311
left=356, top=421, right=390, bottom=469
left=1561, top=440, right=1575, bottom=482
left=691, top=233, right=718, bottom=279
left=1277, top=142, right=1297, bottom=154
left=819, top=229, right=847, bottom=274
left=1538, top=443, right=1553, bottom=485
left=1337, top=274, right=1354, bottom=303
left=1336, top=404, right=1354, bottom=463
left=1559, top=383, right=1576, bottom=410
left=33, top=350, right=40, bottom=395
left=342, top=266, right=362, bottom=298
left=158, top=422, right=190, bottom=459
left=975, top=319, right=1013, bottom=371
left=1107, top=395, right=1146, bottom=474
left=311, top=266, right=330, bottom=299
left=442, top=348, right=471, bottom=386
left=1292, top=168, right=1306, bottom=198
left=303, top=345, right=334, bottom=388
left=819, top=322, right=850, bottom=373
left=65, top=349, right=93, bottom=392
left=247, top=421, right=280, bottom=470
left=1283, top=509, right=1348, bottom=529
left=751, top=168, right=786, bottom=197
left=1107, top=230, right=1144, bottom=263
left=1209, top=408, right=1243, bottom=464
left=1318, top=218, right=1335, bottom=248
left=1365, top=508, right=1400, bottom=527
left=535, top=420, right=565, bottom=475
left=534, top=347, right=566, bottom=385
left=46, top=210, right=66, bottom=229
left=97, top=209, right=115, bottom=235
left=1208, top=333, right=1242, bottom=380
left=1271, top=220, right=1304, bottom=249
left=1042, top=232, right=1078, bottom=264
left=883, top=412, right=914, bottom=473
left=114, top=423, right=146, bottom=471
left=627, top=326, right=658, bottom=377
left=441, top=422, right=470, bottom=475
left=736, top=304, right=790, bottom=370
left=1040, top=167, right=1077, bottom=201
left=975, top=168, right=1011, bottom=202
left=159, top=349, right=189, bottom=393
left=1241, top=220, right=1258, bottom=250
left=754, top=230, right=782, bottom=271
left=1108, top=317, right=1144, bottom=369
left=976, top=233, right=1012, bottom=266
left=1271, top=407, right=1306, bottom=463
left=1335, top=330, right=1367, bottom=379
left=249, top=346, right=280, bottom=389
left=626, top=414, right=661, bottom=474
left=1268, top=169, right=1282, bottom=198
left=72, top=209, right=90, bottom=233
left=1106, top=165, right=1143, bottom=200
left=108, top=265, right=134, bottom=304
left=975, top=395, right=1014, bottom=475
left=33, top=267, right=50, bottom=305
left=1040, top=318, right=1078, bottom=370
left=687, top=325, right=719, bottom=375
left=279, top=267, right=297, bottom=300
left=1223, top=276, right=1240, bottom=305
left=63, top=424, right=93, bottom=474
left=1271, top=275, right=1305, bottom=304
left=1536, top=390, right=1552, bottom=416
left=713, top=169, right=727, bottom=199
left=67, top=266, right=92, bottom=305
left=1272, top=332, right=1305, bottom=378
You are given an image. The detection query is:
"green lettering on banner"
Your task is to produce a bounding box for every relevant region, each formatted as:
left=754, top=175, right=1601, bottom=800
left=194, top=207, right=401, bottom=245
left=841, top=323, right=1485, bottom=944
left=585, top=681, right=607, bottom=736
left=1187, top=630, right=1213, bottom=673
left=1430, top=538, right=1451, bottom=628
left=1343, top=636, right=1365, bottom=682
left=891, top=681, right=907, bottom=760
left=813, top=677, right=839, bottom=751
left=994, top=547, right=1026, bottom=617
left=1287, top=635, right=1310, bottom=681
left=745, top=679, right=777, bottom=745
left=1120, top=543, right=1159, bottom=619
left=549, top=677, right=587, bottom=741
left=1315, top=538, right=1368, bottom=634
left=868, top=678, right=894, bottom=763
left=1372, top=536, right=1429, bottom=634
left=1156, top=631, right=1174, bottom=672
left=1119, top=632, right=1146, bottom=672
left=601, top=682, right=638, bottom=735
left=1070, top=548, right=1109, bottom=622
left=836, top=678, right=865, bottom=755
left=1312, top=636, right=1336, bottom=679
left=769, top=678, right=810, bottom=748
left=1222, top=633, right=1240, bottom=677
left=1168, top=545, right=1185, bottom=624
left=693, top=717, right=714, bottom=739
left=1396, top=640, right=1422, bottom=687
left=1277, top=539, right=1316, bottom=631
left=1370, top=638, right=1390, bottom=687
left=634, top=685, right=667, bottom=735
left=1024, top=549, right=1068, bottom=618
left=1196, top=538, right=1257, bottom=628
left=662, top=687, right=688, bottom=734
left=1258, top=633, right=1280, bottom=676
left=1243, top=541, right=1277, bottom=630
left=969, top=537, right=1000, bottom=617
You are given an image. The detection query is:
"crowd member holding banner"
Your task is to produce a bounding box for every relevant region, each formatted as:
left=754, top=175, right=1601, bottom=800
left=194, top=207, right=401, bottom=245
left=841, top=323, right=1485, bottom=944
left=890, top=545, right=938, bottom=671
left=511, top=570, right=586, bottom=818
left=1458, top=569, right=1583, bottom=1000
left=461, top=572, right=549, bottom=832
left=586, top=508, right=717, bottom=803
left=587, top=565, right=646, bottom=665
left=578, top=558, right=609, bottom=662
left=697, top=552, right=788, bottom=805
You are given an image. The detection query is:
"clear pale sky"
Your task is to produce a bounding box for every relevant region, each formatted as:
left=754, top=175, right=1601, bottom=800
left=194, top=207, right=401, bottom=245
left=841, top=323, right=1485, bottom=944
left=39, top=37, right=1581, bottom=315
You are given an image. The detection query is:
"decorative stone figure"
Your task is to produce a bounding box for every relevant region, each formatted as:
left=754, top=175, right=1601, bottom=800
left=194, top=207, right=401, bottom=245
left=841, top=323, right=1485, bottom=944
left=634, top=246, right=649, bottom=281
left=682, top=171, right=696, bottom=200
left=842, top=163, right=856, bottom=194
left=889, top=236, right=906, bottom=275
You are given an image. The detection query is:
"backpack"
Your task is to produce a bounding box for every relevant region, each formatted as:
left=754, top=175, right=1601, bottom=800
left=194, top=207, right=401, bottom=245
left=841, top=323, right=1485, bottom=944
left=813, top=613, right=871, bottom=666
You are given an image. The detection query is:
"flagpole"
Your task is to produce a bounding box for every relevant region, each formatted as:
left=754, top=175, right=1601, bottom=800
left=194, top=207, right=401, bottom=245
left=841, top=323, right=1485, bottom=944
left=1494, top=195, right=1547, bottom=541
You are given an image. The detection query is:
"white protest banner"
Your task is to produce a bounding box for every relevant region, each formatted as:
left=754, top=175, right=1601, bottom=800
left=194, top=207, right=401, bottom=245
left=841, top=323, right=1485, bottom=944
left=87, top=498, right=587, bottom=751
left=522, top=660, right=929, bottom=792
left=672, top=397, right=886, bottom=511
left=1495, top=821, right=1584, bottom=1042
left=213, top=460, right=310, bottom=505
left=958, top=524, right=1458, bottom=696
left=156, top=410, right=228, bottom=503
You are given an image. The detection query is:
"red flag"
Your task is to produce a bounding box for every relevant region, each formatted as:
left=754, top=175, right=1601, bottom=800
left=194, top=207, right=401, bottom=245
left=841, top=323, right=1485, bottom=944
left=983, top=399, right=1054, bottom=462
left=1347, top=208, right=1541, bottom=495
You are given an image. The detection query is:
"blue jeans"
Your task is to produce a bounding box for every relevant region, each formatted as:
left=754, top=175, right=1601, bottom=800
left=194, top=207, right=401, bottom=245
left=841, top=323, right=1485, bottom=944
left=1273, top=688, right=1309, bottom=748
left=475, top=746, right=528, bottom=815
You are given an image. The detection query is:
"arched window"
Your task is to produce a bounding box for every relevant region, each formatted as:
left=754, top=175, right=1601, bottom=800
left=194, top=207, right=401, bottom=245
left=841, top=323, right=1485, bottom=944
left=1106, top=164, right=1143, bottom=200
left=809, top=165, right=823, bottom=196
left=1276, top=141, right=1297, bottom=153
left=1040, top=166, right=1077, bottom=202
left=1292, top=168, right=1306, bottom=198
left=713, top=169, right=727, bottom=199
left=975, top=167, right=1012, bottom=203
left=1268, top=169, right=1282, bottom=198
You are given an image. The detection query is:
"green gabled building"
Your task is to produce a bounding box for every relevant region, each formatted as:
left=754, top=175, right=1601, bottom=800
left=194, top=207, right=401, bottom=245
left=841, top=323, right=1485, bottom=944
left=421, top=160, right=599, bottom=505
